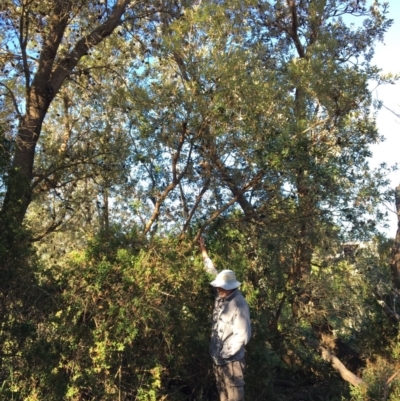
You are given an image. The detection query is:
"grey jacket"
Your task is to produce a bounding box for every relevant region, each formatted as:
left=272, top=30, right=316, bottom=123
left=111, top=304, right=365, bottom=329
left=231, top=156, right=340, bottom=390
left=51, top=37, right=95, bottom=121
left=203, top=256, right=251, bottom=365
left=209, top=288, right=251, bottom=365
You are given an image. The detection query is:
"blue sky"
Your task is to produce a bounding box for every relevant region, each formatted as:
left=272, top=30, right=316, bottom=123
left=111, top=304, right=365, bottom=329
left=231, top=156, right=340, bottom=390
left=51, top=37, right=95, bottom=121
left=370, top=0, right=400, bottom=236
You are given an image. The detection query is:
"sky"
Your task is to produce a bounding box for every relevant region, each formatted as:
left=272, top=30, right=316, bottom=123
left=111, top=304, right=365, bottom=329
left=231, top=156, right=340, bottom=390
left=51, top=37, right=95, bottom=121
left=369, top=0, right=400, bottom=236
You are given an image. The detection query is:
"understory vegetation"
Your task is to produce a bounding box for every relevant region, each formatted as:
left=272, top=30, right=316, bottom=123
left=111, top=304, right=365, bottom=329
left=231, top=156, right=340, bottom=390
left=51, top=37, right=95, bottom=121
left=1, top=227, right=400, bottom=400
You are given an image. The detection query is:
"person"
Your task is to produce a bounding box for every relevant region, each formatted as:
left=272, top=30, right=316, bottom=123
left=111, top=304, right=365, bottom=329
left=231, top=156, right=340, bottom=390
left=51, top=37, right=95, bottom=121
left=198, top=236, right=251, bottom=401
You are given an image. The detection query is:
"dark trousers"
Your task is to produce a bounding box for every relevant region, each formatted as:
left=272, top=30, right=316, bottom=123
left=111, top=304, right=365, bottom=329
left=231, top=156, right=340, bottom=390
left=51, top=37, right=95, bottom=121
left=213, top=359, right=245, bottom=401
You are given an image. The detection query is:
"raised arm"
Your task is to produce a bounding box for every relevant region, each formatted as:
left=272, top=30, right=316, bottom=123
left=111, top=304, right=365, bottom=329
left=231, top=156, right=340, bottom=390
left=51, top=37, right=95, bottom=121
left=198, top=236, right=218, bottom=275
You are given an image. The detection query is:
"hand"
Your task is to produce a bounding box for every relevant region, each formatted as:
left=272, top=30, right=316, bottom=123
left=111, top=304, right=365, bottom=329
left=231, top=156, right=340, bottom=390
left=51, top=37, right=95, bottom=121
left=198, top=236, right=206, bottom=249
left=198, top=235, right=216, bottom=273
left=198, top=236, right=208, bottom=258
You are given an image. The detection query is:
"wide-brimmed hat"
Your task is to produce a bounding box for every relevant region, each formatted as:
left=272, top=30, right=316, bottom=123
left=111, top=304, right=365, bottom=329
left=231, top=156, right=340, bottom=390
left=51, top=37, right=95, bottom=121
left=210, top=269, right=241, bottom=290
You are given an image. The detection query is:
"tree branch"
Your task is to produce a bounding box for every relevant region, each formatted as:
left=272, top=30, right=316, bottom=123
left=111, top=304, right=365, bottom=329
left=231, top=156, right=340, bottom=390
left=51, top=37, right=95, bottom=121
left=319, top=345, right=364, bottom=386
left=382, top=104, right=400, bottom=119
left=192, top=178, right=258, bottom=246
left=0, top=83, right=22, bottom=117
left=376, top=298, right=400, bottom=322
left=143, top=122, right=191, bottom=235
left=383, top=368, right=400, bottom=401
left=304, top=337, right=364, bottom=387
left=30, top=219, right=65, bottom=242
left=19, top=1, right=32, bottom=91
left=32, top=0, right=73, bottom=93
left=50, top=0, right=133, bottom=94
left=179, top=178, right=211, bottom=239
left=192, top=194, right=241, bottom=246
left=286, top=0, right=305, bottom=58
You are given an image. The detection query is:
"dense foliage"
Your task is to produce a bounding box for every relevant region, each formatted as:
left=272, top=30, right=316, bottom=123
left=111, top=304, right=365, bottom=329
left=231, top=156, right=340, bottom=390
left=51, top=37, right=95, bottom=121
left=1, top=0, right=400, bottom=400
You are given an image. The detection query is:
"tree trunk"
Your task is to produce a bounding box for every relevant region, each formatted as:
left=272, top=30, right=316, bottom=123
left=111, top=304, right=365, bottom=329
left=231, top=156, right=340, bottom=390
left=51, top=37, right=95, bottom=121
left=390, top=185, right=400, bottom=290
left=1, top=94, right=51, bottom=226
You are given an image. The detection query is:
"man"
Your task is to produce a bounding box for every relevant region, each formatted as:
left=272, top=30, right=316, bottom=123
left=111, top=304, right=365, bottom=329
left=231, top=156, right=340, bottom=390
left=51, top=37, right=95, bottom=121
left=198, top=236, right=251, bottom=401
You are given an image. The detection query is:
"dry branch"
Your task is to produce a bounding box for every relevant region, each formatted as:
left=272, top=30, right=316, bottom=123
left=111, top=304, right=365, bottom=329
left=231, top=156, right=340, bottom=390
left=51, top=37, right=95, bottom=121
left=319, top=345, right=364, bottom=387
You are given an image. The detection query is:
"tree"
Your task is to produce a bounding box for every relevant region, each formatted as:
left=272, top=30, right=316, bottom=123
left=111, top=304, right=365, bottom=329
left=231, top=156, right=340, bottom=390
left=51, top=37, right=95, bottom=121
left=0, top=0, right=143, bottom=238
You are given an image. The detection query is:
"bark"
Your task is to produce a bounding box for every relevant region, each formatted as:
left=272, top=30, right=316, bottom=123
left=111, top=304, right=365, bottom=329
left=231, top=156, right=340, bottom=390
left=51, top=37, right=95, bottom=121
left=390, top=185, right=400, bottom=289
left=304, top=335, right=364, bottom=387
left=319, top=345, right=364, bottom=387
left=290, top=170, right=315, bottom=286
left=286, top=0, right=305, bottom=58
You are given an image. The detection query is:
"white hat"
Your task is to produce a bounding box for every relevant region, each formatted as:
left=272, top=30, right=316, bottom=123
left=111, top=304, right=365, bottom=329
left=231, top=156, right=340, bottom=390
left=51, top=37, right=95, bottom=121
left=210, top=269, right=241, bottom=290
